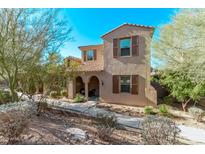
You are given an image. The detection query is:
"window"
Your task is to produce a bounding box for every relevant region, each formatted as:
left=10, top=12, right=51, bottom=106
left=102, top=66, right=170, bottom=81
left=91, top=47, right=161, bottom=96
left=120, top=75, right=131, bottom=93
left=86, top=50, right=94, bottom=61
left=120, top=38, right=131, bottom=56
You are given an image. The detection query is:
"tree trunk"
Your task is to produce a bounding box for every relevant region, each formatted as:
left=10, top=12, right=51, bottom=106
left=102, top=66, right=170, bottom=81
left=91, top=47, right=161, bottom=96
left=9, top=85, right=17, bottom=102
left=181, top=102, right=186, bottom=112
left=9, top=78, right=18, bottom=102
left=181, top=98, right=191, bottom=112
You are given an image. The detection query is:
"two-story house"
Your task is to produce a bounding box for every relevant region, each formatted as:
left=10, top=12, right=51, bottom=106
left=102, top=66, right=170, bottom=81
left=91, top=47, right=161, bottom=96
left=66, top=23, right=157, bottom=106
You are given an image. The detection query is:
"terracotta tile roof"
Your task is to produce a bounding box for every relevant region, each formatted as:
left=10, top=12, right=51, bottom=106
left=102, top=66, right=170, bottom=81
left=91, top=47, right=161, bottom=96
left=77, top=62, right=104, bottom=72
left=101, top=23, right=155, bottom=38
left=65, top=56, right=82, bottom=63
left=65, top=56, right=104, bottom=72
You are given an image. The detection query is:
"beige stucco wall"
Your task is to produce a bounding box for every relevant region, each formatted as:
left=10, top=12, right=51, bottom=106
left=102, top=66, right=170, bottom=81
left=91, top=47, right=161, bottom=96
left=100, top=25, right=157, bottom=106
left=68, top=25, right=157, bottom=107
left=79, top=45, right=104, bottom=65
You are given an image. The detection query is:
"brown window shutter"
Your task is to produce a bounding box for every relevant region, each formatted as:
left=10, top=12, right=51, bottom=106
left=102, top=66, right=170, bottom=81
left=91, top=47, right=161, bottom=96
left=83, top=51, right=86, bottom=62
left=113, top=38, right=119, bottom=58
left=93, top=49, right=97, bottom=60
left=132, top=35, right=139, bottom=56
left=113, top=75, right=119, bottom=93
left=131, top=75, right=138, bottom=95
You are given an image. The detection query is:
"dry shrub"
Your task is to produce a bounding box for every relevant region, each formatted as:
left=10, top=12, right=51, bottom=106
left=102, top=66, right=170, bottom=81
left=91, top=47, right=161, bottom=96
left=140, top=115, right=180, bottom=145
left=0, top=104, right=35, bottom=144
left=50, top=91, right=58, bottom=98
left=96, top=113, right=117, bottom=141
left=36, top=96, right=48, bottom=116
left=61, top=89, right=68, bottom=97
left=188, top=107, right=205, bottom=122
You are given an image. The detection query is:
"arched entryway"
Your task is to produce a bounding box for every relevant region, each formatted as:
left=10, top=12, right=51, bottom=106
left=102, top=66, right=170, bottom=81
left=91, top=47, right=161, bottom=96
left=88, top=76, right=100, bottom=98
left=76, top=76, right=85, bottom=96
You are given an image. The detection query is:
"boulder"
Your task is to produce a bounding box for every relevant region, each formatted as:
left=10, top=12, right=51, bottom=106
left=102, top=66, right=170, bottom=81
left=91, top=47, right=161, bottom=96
left=66, top=128, right=88, bottom=142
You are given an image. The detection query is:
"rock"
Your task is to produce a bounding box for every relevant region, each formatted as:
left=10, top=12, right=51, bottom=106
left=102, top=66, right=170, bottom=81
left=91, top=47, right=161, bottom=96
left=84, top=139, right=94, bottom=145
left=66, top=128, right=88, bottom=142
left=21, top=133, right=43, bottom=144
left=0, top=136, right=8, bottom=144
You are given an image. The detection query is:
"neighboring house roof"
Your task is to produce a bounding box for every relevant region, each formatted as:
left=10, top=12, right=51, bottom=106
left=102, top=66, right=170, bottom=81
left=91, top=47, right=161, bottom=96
left=101, top=23, right=155, bottom=38
left=78, top=62, right=104, bottom=72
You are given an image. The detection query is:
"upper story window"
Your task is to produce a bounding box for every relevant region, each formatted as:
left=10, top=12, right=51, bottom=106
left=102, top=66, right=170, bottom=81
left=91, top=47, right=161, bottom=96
left=120, top=75, right=131, bottom=93
left=86, top=50, right=94, bottom=61
left=120, top=38, right=131, bottom=56
left=83, top=49, right=96, bottom=62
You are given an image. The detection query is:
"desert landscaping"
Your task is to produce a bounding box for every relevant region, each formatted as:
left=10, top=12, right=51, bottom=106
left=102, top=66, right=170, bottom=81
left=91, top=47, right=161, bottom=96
left=0, top=8, right=205, bottom=145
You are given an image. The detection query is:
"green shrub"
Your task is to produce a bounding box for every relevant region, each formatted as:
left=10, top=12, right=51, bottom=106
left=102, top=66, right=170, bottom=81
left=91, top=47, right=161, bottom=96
left=60, top=89, right=68, bottom=97
left=144, top=106, right=156, bottom=115
left=50, top=91, right=58, bottom=98
left=74, top=94, right=86, bottom=103
left=158, top=104, right=169, bottom=116
left=0, top=90, right=12, bottom=104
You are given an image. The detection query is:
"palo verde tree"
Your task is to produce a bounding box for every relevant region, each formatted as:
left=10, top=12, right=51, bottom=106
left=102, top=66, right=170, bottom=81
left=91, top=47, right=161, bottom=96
left=43, top=51, right=66, bottom=94
left=0, top=9, right=72, bottom=102
left=153, top=9, right=205, bottom=111
left=18, top=63, right=45, bottom=100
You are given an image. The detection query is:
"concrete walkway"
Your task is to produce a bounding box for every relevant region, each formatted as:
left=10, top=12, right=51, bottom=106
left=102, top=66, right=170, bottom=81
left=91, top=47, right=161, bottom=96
left=48, top=100, right=142, bottom=128
left=46, top=100, right=205, bottom=144
left=178, top=125, right=205, bottom=144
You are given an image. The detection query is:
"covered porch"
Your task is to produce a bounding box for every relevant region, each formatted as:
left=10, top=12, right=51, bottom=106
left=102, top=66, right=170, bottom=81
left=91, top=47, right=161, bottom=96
left=67, top=73, right=102, bottom=100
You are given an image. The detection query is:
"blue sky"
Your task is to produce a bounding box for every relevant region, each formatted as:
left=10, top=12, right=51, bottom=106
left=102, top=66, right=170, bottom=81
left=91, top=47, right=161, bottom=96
left=59, top=8, right=179, bottom=66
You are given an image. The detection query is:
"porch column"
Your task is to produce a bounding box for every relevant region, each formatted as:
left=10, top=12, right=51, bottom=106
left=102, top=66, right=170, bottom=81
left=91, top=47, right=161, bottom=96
left=84, top=80, right=89, bottom=99
left=67, top=79, right=75, bottom=99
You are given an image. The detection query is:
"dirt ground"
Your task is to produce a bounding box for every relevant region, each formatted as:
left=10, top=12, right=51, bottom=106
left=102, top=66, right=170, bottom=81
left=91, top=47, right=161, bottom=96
left=2, top=109, right=142, bottom=145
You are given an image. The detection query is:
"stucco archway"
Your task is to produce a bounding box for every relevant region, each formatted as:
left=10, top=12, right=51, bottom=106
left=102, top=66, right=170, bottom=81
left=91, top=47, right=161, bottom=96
left=88, top=76, right=100, bottom=98
left=75, top=76, right=85, bottom=96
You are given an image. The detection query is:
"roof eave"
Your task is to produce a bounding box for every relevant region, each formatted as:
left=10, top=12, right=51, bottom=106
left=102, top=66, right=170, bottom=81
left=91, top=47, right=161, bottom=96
left=78, top=44, right=103, bottom=49
left=101, top=23, right=155, bottom=39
